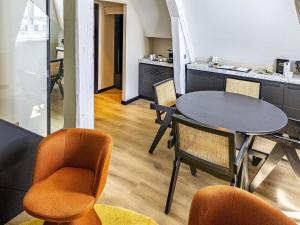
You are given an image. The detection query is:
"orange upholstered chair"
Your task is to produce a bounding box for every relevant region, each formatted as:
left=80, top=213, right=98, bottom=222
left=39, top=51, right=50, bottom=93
left=188, top=185, right=296, bottom=225
left=23, top=129, right=112, bottom=225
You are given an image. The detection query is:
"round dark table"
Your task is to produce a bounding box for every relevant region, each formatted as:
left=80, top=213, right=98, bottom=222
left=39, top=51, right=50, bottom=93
left=176, top=91, right=288, bottom=135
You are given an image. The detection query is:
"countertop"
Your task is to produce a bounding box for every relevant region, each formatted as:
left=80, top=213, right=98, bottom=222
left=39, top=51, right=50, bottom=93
left=139, top=58, right=173, bottom=68
left=187, top=62, right=300, bottom=85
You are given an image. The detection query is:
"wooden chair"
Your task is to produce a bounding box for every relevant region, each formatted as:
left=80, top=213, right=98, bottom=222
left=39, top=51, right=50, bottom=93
left=165, top=114, right=251, bottom=214
left=50, top=59, right=64, bottom=98
left=56, top=50, right=64, bottom=59
left=149, top=79, right=177, bottom=154
left=250, top=118, right=300, bottom=192
left=225, top=77, right=263, bottom=164
left=225, top=77, right=261, bottom=99
left=188, top=185, right=296, bottom=225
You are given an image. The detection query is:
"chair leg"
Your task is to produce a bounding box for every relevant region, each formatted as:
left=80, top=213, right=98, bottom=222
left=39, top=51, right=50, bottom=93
left=56, top=79, right=64, bottom=98
left=165, top=156, right=181, bottom=214
left=190, top=166, right=197, bottom=176
left=234, top=163, right=243, bottom=188
left=50, top=80, right=55, bottom=94
left=149, top=112, right=172, bottom=154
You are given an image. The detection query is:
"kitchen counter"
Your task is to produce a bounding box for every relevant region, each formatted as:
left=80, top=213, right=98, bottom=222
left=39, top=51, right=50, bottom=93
left=139, top=58, right=173, bottom=68
left=187, top=62, right=300, bottom=85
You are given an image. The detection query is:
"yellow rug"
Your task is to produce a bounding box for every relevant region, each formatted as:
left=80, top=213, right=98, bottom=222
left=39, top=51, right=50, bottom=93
left=21, top=204, right=159, bottom=225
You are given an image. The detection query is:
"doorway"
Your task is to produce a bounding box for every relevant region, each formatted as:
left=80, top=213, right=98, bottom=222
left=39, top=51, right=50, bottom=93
left=114, top=14, right=123, bottom=90
left=94, top=2, right=124, bottom=99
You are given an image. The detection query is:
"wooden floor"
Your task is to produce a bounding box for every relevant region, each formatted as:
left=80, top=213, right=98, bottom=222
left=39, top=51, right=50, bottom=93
left=8, top=89, right=300, bottom=225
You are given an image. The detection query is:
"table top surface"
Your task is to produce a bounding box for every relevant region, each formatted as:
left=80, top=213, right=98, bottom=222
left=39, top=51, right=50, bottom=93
left=176, top=91, right=288, bottom=135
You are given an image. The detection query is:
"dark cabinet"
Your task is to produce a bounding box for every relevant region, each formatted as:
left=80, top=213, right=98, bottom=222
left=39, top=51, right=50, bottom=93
left=186, top=70, right=215, bottom=92
left=261, top=81, right=284, bottom=109
left=284, top=85, right=300, bottom=120
left=214, top=74, right=225, bottom=91
left=139, top=63, right=174, bottom=100
left=284, top=85, right=300, bottom=109
left=186, top=68, right=300, bottom=120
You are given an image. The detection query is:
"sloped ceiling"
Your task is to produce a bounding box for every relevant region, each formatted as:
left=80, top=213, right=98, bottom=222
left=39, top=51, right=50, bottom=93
left=132, top=0, right=171, bottom=38
left=181, top=0, right=300, bottom=66
left=53, top=0, right=63, bottom=30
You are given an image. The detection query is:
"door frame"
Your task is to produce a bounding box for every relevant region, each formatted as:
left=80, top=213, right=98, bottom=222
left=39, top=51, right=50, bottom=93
left=47, top=0, right=51, bottom=135
left=94, top=1, right=126, bottom=102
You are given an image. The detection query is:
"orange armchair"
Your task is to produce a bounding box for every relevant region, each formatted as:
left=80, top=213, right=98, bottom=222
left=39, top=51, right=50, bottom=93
left=188, top=185, right=296, bottom=225
left=23, top=129, right=112, bottom=225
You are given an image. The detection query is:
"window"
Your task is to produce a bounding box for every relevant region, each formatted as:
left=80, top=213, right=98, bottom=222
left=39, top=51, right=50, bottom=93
left=17, top=0, right=48, bottom=41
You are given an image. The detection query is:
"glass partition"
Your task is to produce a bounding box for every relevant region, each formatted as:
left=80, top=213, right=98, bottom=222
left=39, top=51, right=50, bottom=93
left=0, top=0, right=49, bottom=136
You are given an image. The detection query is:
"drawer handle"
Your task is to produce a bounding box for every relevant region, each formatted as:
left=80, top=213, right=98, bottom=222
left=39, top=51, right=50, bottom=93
left=264, top=83, right=281, bottom=88
left=286, top=86, right=300, bottom=91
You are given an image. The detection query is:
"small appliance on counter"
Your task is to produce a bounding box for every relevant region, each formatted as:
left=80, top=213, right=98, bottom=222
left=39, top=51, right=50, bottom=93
left=276, top=59, right=289, bottom=74
left=295, top=61, right=300, bottom=74
left=168, top=49, right=173, bottom=63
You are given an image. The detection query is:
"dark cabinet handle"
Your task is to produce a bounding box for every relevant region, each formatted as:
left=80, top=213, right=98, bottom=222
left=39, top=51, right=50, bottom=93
left=263, top=82, right=281, bottom=88
left=286, top=86, right=300, bottom=91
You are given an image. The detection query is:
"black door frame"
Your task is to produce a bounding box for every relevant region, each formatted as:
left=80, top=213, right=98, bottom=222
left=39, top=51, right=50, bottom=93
left=47, top=0, right=51, bottom=135
left=94, top=3, right=100, bottom=93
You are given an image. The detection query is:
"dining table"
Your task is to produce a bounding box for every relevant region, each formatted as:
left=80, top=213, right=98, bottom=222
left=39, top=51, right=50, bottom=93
left=176, top=91, right=288, bottom=190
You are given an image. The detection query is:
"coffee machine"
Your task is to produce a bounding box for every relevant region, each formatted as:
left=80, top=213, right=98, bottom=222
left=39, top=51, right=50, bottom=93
left=167, top=49, right=173, bottom=63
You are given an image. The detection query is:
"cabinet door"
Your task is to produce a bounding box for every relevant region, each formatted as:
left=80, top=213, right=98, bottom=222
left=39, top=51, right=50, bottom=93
left=284, top=85, right=300, bottom=109
left=283, top=107, right=300, bottom=120
left=214, top=74, right=225, bottom=91
left=139, top=64, right=173, bottom=100
left=261, top=81, right=284, bottom=109
left=186, top=70, right=214, bottom=93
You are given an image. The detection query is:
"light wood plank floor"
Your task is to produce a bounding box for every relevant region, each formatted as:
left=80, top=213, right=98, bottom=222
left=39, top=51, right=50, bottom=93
left=8, top=89, right=300, bottom=225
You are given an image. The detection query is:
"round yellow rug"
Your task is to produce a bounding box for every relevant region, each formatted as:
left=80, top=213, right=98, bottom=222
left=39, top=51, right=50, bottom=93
left=20, top=204, right=159, bottom=225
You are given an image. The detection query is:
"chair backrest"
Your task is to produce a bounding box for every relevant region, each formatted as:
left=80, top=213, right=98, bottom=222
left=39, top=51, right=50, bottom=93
left=33, top=129, right=113, bottom=198
left=172, top=114, right=236, bottom=178
left=50, top=60, right=62, bottom=77
left=226, top=78, right=261, bottom=99
left=153, top=79, right=176, bottom=107
left=57, top=50, right=64, bottom=59
left=188, top=185, right=297, bottom=225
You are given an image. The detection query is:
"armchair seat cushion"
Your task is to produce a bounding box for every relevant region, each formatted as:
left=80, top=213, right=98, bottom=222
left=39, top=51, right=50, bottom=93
left=23, top=167, right=95, bottom=222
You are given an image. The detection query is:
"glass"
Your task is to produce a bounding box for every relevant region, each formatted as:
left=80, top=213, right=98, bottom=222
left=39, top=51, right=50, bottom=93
left=0, top=0, right=49, bottom=136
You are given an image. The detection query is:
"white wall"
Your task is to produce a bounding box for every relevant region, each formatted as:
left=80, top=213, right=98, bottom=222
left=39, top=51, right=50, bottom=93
left=99, top=0, right=149, bottom=101
left=64, top=0, right=94, bottom=129
left=123, top=1, right=149, bottom=101
left=148, top=37, right=172, bottom=58
left=182, top=0, right=300, bottom=68
left=97, top=4, right=115, bottom=90
left=132, top=0, right=171, bottom=38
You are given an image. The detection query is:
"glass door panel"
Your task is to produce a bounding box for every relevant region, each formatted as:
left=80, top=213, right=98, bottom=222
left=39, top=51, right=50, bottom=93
left=0, top=0, right=49, bottom=136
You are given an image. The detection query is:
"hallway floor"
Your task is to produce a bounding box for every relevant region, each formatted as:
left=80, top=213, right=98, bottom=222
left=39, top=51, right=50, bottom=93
left=8, top=89, right=300, bottom=225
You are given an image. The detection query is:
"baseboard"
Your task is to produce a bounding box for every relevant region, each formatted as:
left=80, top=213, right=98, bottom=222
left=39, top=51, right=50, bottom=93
left=95, top=86, right=115, bottom=94
left=121, top=96, right=140, bottom=105
left=139, top=96, right=154, bottom=102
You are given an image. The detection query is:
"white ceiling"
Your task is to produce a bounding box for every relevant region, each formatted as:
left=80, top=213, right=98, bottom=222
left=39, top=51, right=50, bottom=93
left=132, top=0, right=171, bottom=38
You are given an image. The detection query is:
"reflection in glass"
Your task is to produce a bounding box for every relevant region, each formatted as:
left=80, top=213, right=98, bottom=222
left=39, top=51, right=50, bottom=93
left=0, top=0, right=49, bottom=136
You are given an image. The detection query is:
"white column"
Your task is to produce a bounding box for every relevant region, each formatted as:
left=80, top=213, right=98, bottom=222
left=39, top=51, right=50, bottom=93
left=166, top=0, right=194, bottom=94
left=64, top=0, right=94, bottom=129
